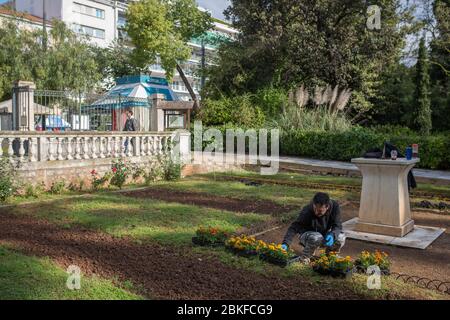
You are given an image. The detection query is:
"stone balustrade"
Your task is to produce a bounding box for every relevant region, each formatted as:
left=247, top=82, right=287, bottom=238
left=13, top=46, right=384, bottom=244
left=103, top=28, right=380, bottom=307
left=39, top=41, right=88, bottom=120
left=0, top=131, right=176, bottom=163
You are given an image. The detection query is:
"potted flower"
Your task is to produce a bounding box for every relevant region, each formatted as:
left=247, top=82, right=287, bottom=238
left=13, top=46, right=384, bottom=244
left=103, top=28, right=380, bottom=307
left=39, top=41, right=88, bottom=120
left=225, top=235, right=260, bottom=257
left=258, top=242, right=299, bottom=267
left=192, top=226, right=229, bottom=246
left=311, top=251, right=354, bottom=278
left=355, top=250, right=390, bottom=275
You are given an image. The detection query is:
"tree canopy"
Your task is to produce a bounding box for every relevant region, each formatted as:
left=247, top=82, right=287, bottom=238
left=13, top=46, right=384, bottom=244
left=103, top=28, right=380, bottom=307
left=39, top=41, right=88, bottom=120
left=0, top=18, right=102, bottom=100
left=125, top=0, right=213, bottom=80
left=204, top=0, right=417, bottom=121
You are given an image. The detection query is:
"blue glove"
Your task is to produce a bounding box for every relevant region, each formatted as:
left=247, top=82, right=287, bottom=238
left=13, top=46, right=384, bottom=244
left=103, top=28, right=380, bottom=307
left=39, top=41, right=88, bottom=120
left=281, top=244, right=289, bottom=251
left=324, top=233, right=334, bottom=247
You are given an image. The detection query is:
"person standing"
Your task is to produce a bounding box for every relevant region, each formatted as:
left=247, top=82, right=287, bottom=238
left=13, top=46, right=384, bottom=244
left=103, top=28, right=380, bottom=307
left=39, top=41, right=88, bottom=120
left=123, top=109, right=139, bottom=153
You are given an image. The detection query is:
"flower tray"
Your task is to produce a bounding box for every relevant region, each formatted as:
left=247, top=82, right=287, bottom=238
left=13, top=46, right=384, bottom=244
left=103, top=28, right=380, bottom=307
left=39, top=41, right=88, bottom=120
left=225, top=247, right=258, bottom=258
left=259, top=254, right=301, bottom=267
left=312, top=266, right=353, bottom=279
left=191, top=237, right=225, bottom=247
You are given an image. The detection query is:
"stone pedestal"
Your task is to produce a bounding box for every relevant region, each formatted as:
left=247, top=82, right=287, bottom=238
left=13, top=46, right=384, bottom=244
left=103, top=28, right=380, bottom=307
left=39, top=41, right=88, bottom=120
left=351, top=158, right=419, bottom=237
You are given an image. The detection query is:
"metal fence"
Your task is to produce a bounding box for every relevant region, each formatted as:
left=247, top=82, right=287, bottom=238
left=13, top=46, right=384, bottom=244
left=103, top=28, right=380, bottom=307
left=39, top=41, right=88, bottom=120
left=11, top=87, right=153, bottom=132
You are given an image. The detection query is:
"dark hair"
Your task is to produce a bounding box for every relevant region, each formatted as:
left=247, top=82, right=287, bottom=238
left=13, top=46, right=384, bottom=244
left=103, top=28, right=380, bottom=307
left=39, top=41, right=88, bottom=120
left=126, top=109, right=133, bottom=116
left=313, top=192, right=330, bottom=206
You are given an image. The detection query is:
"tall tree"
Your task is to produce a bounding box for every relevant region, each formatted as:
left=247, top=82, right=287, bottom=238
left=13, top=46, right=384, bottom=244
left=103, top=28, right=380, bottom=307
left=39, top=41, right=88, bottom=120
left=414, top=37, right=432, bottom=134
left=0, top=19, right=102, bottom=99
left=125, top=0, right=213, bottom=80
left=429, top=0, right=449, bottom=131
left=204, top=0, right=416, bottom=122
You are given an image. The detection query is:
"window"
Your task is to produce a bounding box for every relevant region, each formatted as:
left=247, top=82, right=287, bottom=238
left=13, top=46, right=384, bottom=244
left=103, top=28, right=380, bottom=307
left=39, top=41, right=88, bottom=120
left=72, top=24, right=105, bottom=39
left=73, top=2, right=105, bottom=19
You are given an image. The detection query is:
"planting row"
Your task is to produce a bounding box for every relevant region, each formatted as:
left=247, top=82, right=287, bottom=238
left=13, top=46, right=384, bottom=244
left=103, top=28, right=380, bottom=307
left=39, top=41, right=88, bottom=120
left=193, top=226, right=391, bottom=278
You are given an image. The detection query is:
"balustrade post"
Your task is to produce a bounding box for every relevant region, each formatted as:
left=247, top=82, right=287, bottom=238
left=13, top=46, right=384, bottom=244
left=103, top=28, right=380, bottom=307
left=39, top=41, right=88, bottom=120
left=29, top=137, right=37, bottom=162
left=48, top=137, right=55, bottom=161
left=105, top=137, right=111, bottom=158
left=56, top=137, right=64, bottom=161
left=83, top=137, right=90, bottom=160
left=99, top=137, right=105, bottom=158
left=74, top=137, right=82, bottom=160
left=66, top=137, right=73, bottom=160
left=91, top=137, right=97, bottom=159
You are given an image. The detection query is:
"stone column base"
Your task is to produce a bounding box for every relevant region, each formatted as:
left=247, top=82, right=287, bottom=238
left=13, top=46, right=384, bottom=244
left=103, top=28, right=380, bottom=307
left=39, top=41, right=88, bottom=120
left=354, top=218, right=415, bottom=237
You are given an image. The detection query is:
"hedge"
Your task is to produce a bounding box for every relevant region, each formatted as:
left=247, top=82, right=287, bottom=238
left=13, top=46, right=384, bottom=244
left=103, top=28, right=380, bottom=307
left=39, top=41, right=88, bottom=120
left=280, top=127, right=450, bottom=170
left=191, top=125, right=450, bottom=170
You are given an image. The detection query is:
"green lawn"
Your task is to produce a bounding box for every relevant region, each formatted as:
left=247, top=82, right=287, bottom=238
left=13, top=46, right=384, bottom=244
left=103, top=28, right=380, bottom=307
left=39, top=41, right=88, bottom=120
left=197, top=170, right=450, bottom=198
left=2, top=170, right=448, bottom=300
left=0, top=246, right=142, bottom=300
left=6, top=193, right=269, bottom=245
left=152, top=176, right=358, bottom=206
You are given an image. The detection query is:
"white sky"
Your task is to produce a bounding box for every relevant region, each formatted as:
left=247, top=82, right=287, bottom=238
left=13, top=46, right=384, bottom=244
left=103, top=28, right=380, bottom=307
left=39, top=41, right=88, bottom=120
left=196, top=0, right=230, bottom=20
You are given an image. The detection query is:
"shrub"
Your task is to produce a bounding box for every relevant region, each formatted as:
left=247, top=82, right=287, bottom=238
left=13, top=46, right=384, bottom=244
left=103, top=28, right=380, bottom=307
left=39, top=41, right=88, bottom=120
left=197, top=97, right=234, bottom=126
left=274, top=104, right=353, bottom=132
left=0, top=157, right=17, bottom=202
left=110, top=158, right=128, bottom=189
left=49, top=180, right=66, bottom=195
left=161, top=154, right=182, bottom=181
left=198, top=94, right=266, bottom=128
left=24, top=183, right=45, bottom=198
left=231, top=94, right=266, bottom=128
left=280, top=126, right=450, bottom=170
left=253, top=87, right=288, bottom=118
left=144, top=160, right=164, bottom=184
left=90, top=169, right=111, bottom=191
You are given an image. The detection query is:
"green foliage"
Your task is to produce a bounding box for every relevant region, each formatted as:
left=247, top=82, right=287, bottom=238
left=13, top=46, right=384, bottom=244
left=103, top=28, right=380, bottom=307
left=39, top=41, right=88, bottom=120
left=0, top=158, right=17, bottom=202
left=273, top=105, right=353, bottom=132
left=206, top=0, right=416, bottom=120
left=90, top=170, right=111, bottom=191
left=198, top=94, right=266, bottom=128
left=0, top=246, right=142, bottom=300
left=414, top=38, right=432, bottom=135
left=0, top=19, right=102, bottom=100
left=370, top=64, right=416, bottom=127
left=49, top=180, right=66, bottom=195
left=24, top=183, right=45, bottom=199
left=253, top=87, right=288, bottom=118
left=280, top=126, right=450, bottom=170
left=110, top=159, right=129, bottom=189
left=125, top=0, right=213, bottom=80
left=160, top=153, right=182, bottom=181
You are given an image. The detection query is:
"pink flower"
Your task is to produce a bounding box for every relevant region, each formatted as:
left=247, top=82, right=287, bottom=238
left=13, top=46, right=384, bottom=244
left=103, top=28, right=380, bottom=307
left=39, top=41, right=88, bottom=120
left=91, top=169, right=97, bottom=175
left=112, top=167, right=118, bottom=173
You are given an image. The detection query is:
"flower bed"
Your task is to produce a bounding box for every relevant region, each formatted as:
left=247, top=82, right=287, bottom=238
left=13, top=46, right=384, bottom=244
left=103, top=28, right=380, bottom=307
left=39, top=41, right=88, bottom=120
left=225, top=235, right=299, bottom=266
left=192, top=226, right=229, bottom=247
left=225, top=235, right=260, bottom=257
left=354, top=250, right=391, bottom=275
left=311, top=251, right=354, bottom=279
left=258, top=242, right=299, bottom=267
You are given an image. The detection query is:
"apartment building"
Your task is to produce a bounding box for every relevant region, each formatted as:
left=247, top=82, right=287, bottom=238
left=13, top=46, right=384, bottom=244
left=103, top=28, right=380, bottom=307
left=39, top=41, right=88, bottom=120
left=12, top=0, right=238, bottom=100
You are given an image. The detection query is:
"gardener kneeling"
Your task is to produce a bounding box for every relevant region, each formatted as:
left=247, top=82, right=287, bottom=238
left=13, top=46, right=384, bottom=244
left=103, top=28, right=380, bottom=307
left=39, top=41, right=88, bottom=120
left=281, top=192, right=345, bottom=262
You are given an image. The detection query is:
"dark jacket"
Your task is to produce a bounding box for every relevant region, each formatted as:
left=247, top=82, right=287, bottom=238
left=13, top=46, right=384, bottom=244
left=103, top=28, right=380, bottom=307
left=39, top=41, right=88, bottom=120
left=282, top=200, right=342, bottom=246
left=124, top=117, right=139, bottom=132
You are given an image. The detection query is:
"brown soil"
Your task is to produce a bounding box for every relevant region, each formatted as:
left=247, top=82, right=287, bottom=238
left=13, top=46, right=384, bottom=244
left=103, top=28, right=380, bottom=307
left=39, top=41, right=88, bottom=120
left=121, top=188, right=297, bottom=215
left=258, top=203, right=450, bottom=283
left=0, top=212, right=372, bottom=300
